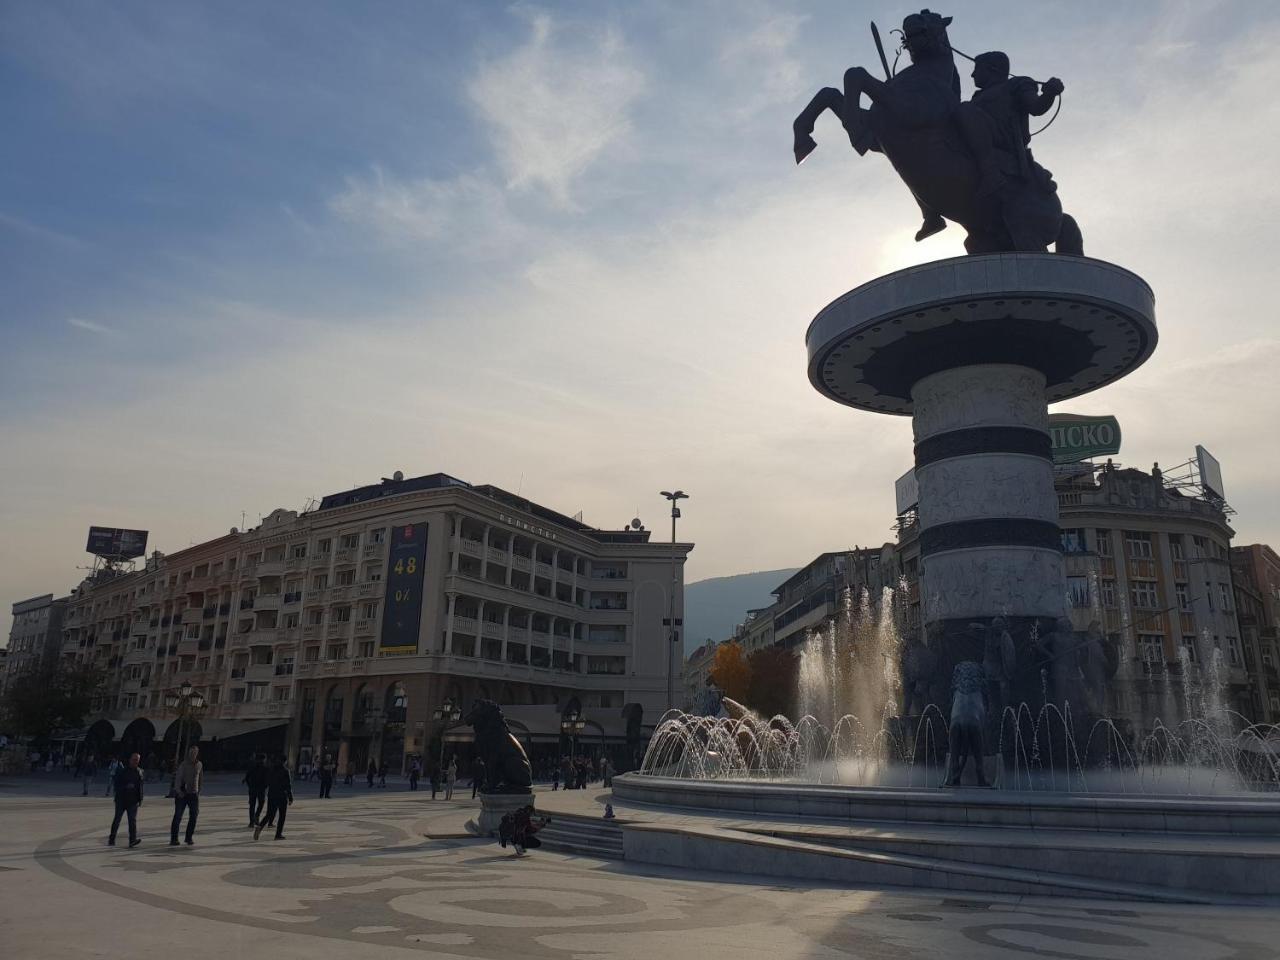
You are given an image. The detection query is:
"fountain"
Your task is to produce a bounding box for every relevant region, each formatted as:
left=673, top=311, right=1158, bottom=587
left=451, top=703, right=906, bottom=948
left=605, top=9, right=1280, bottom=902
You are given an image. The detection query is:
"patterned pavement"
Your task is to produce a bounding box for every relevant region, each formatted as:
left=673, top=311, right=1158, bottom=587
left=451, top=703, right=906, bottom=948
left=2, top=776, right=1278, bottom=959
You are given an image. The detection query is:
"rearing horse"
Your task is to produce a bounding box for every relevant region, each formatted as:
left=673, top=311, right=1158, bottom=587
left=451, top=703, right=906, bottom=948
left=793, top=10, right=1081, bottom=256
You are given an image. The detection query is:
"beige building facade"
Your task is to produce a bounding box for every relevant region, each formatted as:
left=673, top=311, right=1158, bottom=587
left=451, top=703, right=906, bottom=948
left=2, top=594, right=68, bottom=696
left=53, top=473, right=690, bottom=770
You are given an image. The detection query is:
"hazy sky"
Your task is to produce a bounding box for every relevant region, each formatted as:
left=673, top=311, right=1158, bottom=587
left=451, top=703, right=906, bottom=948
left=3, top=1, right=1278, bottom=624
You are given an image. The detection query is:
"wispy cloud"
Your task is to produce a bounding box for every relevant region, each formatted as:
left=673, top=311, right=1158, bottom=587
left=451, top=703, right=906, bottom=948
left=467, top=10, right=645, bottom=207
left=66, top=317, right=114, bottom=335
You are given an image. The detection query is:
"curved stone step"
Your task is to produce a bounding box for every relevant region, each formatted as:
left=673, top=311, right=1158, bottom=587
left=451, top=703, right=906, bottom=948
left=622, top=821, right=1279, bottom=905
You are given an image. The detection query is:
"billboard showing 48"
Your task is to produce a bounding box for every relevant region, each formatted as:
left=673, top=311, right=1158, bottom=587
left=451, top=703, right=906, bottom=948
left=380, top=522, right=428, bottom=654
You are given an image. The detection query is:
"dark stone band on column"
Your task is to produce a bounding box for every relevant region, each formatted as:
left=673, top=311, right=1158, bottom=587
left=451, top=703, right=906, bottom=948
left=915, top=426, right=1051, bottom=468
left=920, top=518, right=1062, bottom=557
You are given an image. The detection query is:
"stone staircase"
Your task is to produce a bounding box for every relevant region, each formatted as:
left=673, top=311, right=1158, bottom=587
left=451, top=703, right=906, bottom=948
left=536, top=812, right=625, bottom=859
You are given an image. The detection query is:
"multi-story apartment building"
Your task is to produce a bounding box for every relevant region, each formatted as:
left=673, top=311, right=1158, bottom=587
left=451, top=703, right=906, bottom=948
left=2, top=594, right=69, bottom=695
left=682, top=639, right=720, bottom=710
left=1231, top=543, right=1280, bottom=723
left=54, top=472, right=691, bottom=771
left=897, top=460, right=1253, bottom=728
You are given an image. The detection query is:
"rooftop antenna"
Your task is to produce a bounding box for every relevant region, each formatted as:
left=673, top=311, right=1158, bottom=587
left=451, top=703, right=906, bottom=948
left=517, top=472, right=524, bottom=496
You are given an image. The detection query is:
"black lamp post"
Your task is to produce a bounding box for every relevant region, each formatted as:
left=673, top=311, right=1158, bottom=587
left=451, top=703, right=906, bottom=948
left=561, top=708, right=586, bottom=764
left=432, top=697, right=462, bottom=770
left=164, top=680, right=205, bottom=771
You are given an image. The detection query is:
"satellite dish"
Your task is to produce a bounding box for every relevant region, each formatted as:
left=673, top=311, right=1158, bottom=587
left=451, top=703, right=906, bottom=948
left=230, top=527, right=238, bottom=535
left=393, top=470, right=404, bottom=481
left=630, top=518, right=642, bottom=530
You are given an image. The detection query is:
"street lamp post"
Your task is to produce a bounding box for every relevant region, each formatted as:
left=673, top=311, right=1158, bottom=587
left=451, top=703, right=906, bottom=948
left=660, top=490, right=688, bottom=712
left=432, top=697, right=462, bottom=772
left=561, top=708, right=586, bottom=770
left=164, top=680, right=205, bottom=773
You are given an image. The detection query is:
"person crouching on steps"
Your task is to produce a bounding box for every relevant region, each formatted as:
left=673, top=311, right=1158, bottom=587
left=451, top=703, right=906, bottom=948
left=255, top=755, right=294, bottom=841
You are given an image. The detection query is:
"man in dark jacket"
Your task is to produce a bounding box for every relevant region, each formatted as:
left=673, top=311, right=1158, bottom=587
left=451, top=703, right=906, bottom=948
left=254, top=755, right=294, bottom=841
left=318, top=752, right=334, bottom=799
left=242, top=754, right=267, bottom=828
left=108, top=752, right=144, bottom=847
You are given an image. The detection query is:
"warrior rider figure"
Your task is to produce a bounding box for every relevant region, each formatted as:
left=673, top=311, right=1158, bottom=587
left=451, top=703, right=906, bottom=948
left=916, top=51, right=1065, bottom=242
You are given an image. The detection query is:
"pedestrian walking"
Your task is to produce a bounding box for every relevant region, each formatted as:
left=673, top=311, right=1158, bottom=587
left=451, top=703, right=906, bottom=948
left=254, top=755, right=294, bottom=841
left=367, top=759, right=377, bottom=788
left=104, top=756, right=121, bottom=797
left=344, top=760, right=355, bottom=786
left=429, top=764, right=440, bottom=799
left=108, top=752, right=144, bottom=848
left=243, top=754, right=267, bottom=827
left=318, top=753, right=334, bottom=799
left=444, top=757, right=457, bottom=800
left=552, top=766, right=560, bottom=791
left=408, top=757, right=421, bottom=791
left=378, top=761, right=388, bottom=789
left=602, top=757, right=614, bottom=788
left=169, top=746, right=202, bottom=846
left=81, top=754, right=98, bottom=797
left=471, top=757, right=486, bottom=799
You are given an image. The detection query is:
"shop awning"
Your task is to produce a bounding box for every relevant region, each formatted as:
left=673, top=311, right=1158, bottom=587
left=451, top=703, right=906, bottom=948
left=197, top=719, right=290, bottom=740
left=442, top=705, right=630, bottom=744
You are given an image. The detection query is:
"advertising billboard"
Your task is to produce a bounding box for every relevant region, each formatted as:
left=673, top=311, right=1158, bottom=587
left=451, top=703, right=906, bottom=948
left=894, top=468, right=919, bottom=515
left=379, top=521, right=428, bottom=654
left=1048, top=414, right=1122, bottom=464
left=1196, top=445, right=1225, bottom=501
left=85, top=527, right=149, bottom=560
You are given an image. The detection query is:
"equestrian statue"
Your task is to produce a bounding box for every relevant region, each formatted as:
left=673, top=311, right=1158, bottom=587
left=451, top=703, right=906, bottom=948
left=793, top=9, right=1082, bottom=256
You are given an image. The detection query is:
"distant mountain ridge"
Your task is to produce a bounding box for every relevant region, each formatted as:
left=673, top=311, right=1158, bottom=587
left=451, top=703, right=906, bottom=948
left=682, top=567, right=799, bottom=657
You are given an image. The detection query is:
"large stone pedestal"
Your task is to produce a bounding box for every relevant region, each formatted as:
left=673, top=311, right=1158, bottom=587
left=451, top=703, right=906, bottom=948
left=467, top=792, right=534, bottom=837
left=806, top=254, right=1156, bottom=699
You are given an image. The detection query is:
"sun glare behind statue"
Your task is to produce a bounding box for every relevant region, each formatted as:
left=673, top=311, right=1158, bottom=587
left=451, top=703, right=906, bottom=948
left=873, top=226, right=965, bottom=276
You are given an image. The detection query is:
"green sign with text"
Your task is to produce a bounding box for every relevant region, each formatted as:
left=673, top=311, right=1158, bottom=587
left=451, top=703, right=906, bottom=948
left=1049, top=414, right=1122, bottom=463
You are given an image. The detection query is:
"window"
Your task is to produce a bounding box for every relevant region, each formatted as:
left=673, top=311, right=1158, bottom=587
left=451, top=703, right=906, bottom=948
left=1060, top=529, right=1086, bottom=553
left=291, top=543, right=307, bottom=559
left=311, top=573, right=329, bottom=590
left=1205, top=585, right=1214, bottom=612
left=316, top=538, right=332, bottom=555
left=1169, top=536, right=1184, bottom=561
left=339, top=533, right=359, bottom=549
left=369, top=528, right=386, bottom=544
left=1124, top=532, right=1153, bottom=559
left=1066, top=576, right=1090, bottom=608
left=333, top=606, right=351, bottom=623
left=272, top=686, right=291, bottom=702
left=250, top=647, right=273, bottom=666
left=231, top=687, right=247, bottom=703
left=1095, top=531, right=1112, bottom=557
left=1129, top=581, right=1159, bottom=609
left=1219, top=583, right=1233, bottom=612
left=335, top=569, right=355, bottom=586
left=1138, top=634, right=1164, bottom=663
left=208, top=687, right=220, bottom=704
left=283, top=612, right=300, bottom=629
left=307, top=608, right=324, bottom=626
left=326, top=644, right=346, bottom=660
left=1226, top=636, right=1242, bottom=667
left=586, top=654, right=627, bottom=675
left=1175, top=583, right=1191, bottom=612
left=248, top=682, right=269, bottom=702
left=360, top=601, right=378, bottom=620
left=304, top=646, right=320, bottom=663
left=357, top=640, right=374, bottom=658
left=1180, top=636, right=1199, bottom=664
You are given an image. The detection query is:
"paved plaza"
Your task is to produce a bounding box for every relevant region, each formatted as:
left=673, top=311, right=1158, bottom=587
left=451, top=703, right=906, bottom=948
left=0, top=774, right=1277, bottom=959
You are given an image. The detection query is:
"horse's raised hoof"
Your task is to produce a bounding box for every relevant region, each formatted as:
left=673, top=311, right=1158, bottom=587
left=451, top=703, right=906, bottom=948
left=915, top=215, right=947, bottom=242
left=793, top=134, right=817, bottom=165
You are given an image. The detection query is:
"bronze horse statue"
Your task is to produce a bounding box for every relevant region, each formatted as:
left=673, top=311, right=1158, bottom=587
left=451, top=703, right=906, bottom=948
left=793, top=9, right=1082, bottom=256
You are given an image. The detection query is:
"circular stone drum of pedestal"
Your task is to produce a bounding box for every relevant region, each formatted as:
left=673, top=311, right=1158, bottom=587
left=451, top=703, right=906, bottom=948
left=805, top=254, right=1156, bottom=414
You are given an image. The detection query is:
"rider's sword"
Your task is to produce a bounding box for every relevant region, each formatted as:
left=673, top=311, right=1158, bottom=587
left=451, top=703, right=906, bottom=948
left=870, top=21, right=892, bottom=80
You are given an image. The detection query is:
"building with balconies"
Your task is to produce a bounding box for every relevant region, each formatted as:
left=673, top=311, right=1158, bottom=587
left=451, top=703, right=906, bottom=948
left=895, top=459, right=1257, bottom=730
left=1231, top=543, right=1280, bottom=723
left=46, top=471, right=690, bottom=773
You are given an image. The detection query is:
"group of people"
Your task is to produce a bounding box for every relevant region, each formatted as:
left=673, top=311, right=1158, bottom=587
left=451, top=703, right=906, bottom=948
left=550, top=755, right=612, bottom=791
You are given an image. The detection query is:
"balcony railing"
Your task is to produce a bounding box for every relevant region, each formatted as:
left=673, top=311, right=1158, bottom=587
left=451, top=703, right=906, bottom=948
left=363, top=543, right=381, bottom=558
left=335, top=548, right=356, bottom=564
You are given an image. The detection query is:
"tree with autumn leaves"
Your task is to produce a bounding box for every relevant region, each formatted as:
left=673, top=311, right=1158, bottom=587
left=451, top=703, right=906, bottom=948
left=707, top=641, right=798, bottom=719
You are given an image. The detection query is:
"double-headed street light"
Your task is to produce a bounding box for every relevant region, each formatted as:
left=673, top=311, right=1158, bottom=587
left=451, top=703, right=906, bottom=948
left=432, top=697, right=462, bottom=770
left=660, top=490, right=689, bottom=712
left=561, top=707, right=586, bottom=761
left=165, top=680, right=206, bottom=771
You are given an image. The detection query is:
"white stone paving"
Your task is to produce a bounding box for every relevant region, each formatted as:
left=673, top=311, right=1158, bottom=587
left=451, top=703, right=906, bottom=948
left=2, top=774, right=1278, bottom=959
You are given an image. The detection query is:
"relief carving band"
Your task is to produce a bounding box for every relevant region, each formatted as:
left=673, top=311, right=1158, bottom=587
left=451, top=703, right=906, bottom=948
left=794, top=9, right=1081, bottom=255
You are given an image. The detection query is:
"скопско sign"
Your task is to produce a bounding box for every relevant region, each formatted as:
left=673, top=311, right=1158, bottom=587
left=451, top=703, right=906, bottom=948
left=380, top=522, right=428, bottom=653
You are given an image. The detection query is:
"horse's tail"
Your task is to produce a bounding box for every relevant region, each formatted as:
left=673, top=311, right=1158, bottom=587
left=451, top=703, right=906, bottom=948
left=1055, top=213, right=1083, bottom=256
